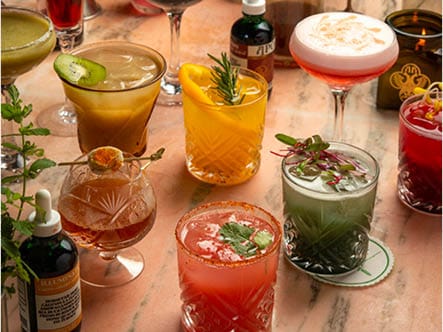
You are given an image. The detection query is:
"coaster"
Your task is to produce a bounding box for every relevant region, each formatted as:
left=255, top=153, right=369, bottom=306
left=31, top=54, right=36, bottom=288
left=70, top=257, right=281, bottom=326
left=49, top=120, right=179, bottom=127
left=313, top=237, right=395, bottom=287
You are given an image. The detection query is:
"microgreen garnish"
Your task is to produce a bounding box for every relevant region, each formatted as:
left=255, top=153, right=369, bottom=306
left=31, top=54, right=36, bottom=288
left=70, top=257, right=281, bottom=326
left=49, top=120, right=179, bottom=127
left=220, top=222, right=273, bottom=257
left=413, top=82, right=442, bottom=120
left=272, top=134, right=369, bottom=191
left=208, top=52, right=245, bottom=106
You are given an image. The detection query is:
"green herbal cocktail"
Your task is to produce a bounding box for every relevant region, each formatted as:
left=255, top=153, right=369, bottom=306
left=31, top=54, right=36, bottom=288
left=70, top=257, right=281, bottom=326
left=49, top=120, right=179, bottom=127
left=57, top=41, right=166, bottom=156
left=277, top=136, right=379, bottom=276
left=1, top=7, right=56, bottom=86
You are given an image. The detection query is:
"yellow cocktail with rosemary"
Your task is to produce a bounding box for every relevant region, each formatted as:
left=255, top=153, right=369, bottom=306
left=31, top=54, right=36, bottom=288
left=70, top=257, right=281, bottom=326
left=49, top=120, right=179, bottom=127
left=179, top=55, right=268, bottom=185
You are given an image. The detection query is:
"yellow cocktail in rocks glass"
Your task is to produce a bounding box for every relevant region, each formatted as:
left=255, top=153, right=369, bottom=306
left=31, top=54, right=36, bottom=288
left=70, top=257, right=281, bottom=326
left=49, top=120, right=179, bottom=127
left=57, top=41, right=166, bottom=156
left=179, top=61, right=268, bottom=185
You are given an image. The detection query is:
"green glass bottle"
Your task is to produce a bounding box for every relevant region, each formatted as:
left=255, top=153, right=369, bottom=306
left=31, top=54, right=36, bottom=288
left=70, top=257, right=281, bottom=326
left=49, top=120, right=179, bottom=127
left=230, top=0, right=275, bottom=95
left=18, top=189, right=82, bottom=332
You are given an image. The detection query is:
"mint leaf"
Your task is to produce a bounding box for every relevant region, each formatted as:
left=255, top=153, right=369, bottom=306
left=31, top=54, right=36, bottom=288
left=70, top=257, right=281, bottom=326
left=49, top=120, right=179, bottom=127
left=220, top=222, right=273, bottom=257
left=220, top=222, right=254, bottom=243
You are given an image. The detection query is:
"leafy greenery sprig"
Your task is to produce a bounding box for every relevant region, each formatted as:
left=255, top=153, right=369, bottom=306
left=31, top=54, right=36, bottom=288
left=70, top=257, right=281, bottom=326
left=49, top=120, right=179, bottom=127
left=208, top=52, right=245, bottom=106
left=1, top=85, right=56, bottom=296
left=272, top=134, right=369, bottom=190
left=220, top=222, right=273, bottom=258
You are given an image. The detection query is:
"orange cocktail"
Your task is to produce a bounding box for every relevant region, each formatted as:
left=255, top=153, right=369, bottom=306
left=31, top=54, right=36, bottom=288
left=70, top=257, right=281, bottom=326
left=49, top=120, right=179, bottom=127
left=175, top=201, right=281, bottom=331
left=180, top=65, right=268, bottom=185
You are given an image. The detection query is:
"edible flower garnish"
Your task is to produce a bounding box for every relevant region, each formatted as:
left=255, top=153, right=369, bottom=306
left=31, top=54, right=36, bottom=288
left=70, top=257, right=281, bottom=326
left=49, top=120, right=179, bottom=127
left=220, top=222, right=273, bottom=257
left=208, top=52, right=245, bottom=106
left=58, top=146, right=165, bottom=174
left=413, top=82, right=442, bottom=120
left=272, top=134, right=369, bottom=191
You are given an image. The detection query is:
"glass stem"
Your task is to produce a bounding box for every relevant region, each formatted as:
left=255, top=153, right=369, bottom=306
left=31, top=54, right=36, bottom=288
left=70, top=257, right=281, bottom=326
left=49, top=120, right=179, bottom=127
left=165, top=10, right=184, bottom=86
left=330, top=88, right=349, bottom=141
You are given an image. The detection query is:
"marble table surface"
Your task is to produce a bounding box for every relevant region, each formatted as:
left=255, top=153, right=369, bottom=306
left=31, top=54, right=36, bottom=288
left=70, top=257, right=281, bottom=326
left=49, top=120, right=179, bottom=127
left=4, top=0, right=442, bottom=331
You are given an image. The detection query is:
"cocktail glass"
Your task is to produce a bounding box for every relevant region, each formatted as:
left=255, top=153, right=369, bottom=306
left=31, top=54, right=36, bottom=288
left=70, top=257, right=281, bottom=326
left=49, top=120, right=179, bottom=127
left=37, top=0, right=84, bottom=137
left=281, top=141, right=380, bottom=276
left=289, top=12, right=399, bottom=140
left=58, top=153, right=157, bottom=287
left=182, top=67, right=268, bottom=185
left=55, top=41, right=166, bottom=156
left=1, top=6, right=56, bottom=176
left=146, top=0, right=202, bottom=106
left=175, top=201, right=282, bottom=331
left=397, top=90, right=442, bottom=215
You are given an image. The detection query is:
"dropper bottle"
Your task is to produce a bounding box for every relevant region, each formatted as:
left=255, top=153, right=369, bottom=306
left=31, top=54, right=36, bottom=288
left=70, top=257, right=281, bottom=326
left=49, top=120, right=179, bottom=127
left=18, top=189, right=82, bottom=332
left=230, top=0, right=275, bottom=95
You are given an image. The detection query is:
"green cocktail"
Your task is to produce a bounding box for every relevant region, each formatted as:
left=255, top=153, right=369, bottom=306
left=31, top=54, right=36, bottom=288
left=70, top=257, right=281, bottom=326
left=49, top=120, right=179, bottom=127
left=280, top=137, right=379, bottom=276
left=1, top=7, right=56, bottom=86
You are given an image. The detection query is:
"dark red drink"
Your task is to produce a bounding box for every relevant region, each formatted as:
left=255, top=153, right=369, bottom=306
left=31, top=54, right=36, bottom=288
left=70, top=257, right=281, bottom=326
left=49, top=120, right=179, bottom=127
left=46, top=0, right=82, bottom=29
left=398, top=91, right=442, bottom=215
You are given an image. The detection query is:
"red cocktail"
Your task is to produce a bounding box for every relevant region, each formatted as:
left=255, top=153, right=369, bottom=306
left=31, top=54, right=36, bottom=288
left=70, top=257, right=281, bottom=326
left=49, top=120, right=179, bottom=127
left=398, top=87, right=442, bottom=215
left=46, top=0, right=82, bottom=29
left=175, top=201, right=282, bottom=331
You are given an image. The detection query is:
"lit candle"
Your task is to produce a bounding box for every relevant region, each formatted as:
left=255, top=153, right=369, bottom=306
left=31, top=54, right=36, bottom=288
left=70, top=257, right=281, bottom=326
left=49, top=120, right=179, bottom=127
left=415, top=28, right=427, bottom=51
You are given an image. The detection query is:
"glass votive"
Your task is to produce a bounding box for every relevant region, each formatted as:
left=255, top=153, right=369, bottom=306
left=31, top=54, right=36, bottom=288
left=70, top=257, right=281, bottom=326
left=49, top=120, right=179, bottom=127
left=397, top=89, right=442, bottom=215
left=376, top=9, right=442, bottom=110
left=281, top=141, right=380, bottom=276
left=175, top=201, right=282, bottom=332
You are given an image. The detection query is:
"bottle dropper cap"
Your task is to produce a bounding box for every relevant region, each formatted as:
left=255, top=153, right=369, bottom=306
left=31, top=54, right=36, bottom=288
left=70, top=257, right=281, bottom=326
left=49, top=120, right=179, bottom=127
left=28, top=189, right=62, bottom=237
left=242, top=0, right=266, bottom=16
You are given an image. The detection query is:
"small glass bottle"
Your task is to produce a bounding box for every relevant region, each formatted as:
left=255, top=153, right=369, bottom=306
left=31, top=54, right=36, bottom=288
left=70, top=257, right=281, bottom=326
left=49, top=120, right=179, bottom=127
left=230, top=0, right=275, bottom=95
left=18, top=189, right=82, bottom=332
left=265, top=0, right=322, bottom=68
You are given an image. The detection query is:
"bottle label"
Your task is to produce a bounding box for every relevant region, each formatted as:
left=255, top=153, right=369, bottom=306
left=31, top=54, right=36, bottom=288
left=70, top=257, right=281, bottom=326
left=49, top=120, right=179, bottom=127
left=230, top=38, right=275, bottom=89
left=18, top=262, right=82, bottom=332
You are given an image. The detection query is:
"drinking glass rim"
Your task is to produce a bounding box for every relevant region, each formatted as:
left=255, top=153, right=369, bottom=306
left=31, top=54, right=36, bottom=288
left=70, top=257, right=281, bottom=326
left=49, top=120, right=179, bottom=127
left=281, top=141, right=380, bottom=197
left=59, top=40, right=167, bottom=92
left=175, top=200, right=282, bottom=268
left=182, top=66, right=268, bottom=109
left=1, top=6, right=55, bottom=53
left=399, top=91, right=442, bottom=141
left=385, top=9, right=442, bottom=39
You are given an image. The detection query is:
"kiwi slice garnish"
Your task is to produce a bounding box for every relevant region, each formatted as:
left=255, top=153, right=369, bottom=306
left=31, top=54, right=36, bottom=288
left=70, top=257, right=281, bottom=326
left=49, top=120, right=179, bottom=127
left=54, top=54, right=106, bottom=86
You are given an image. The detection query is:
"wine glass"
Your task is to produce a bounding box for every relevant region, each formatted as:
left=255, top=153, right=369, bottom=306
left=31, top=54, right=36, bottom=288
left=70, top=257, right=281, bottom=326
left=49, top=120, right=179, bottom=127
left=36, top=0, right=84, bottom=137
left=1, top=7, right=56, bottom=177
left=58, top=153, right=157, bottom=287
left=289, top=12, right=399, bottom=140
left=147, top=0, right=202, bottom=106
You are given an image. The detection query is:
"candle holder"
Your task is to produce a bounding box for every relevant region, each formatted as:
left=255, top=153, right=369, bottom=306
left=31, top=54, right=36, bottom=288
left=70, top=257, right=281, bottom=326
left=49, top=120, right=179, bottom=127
left=376, top=9, right=442, bottom=110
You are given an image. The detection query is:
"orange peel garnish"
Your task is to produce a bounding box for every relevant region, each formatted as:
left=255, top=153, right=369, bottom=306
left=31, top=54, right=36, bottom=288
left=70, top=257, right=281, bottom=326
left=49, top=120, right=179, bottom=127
left=414, top=82, right=442, bottom=120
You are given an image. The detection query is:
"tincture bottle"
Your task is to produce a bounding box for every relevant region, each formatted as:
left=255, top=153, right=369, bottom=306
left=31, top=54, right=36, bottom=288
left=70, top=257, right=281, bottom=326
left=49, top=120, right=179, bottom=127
left=18, top=189, right=82, bottom=332
left=230, top=0, right=275, bottom=95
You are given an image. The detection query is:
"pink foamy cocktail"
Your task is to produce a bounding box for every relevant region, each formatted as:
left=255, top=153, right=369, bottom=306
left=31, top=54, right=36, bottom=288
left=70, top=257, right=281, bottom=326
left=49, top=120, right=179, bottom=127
left=290, top=12, right=399, bottom=89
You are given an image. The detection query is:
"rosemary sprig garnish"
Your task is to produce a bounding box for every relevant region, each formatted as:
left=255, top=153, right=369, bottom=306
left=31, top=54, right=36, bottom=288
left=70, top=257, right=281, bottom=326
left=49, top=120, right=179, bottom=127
left=208, top=52, right=245, bottom=106
left=272, top=134, right=369, bottom=191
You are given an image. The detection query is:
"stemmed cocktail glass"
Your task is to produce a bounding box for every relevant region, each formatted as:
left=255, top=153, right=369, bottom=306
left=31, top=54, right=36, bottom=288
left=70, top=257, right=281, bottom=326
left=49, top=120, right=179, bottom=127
left=147, top=0, right=202, bottom=106
left=37, top=0, right=84, bottom=137
left=1, top=7, right=56, bottom=176
left=58, top=152, right=157, bottom=287
left=290, top=12, right=399, bottom=140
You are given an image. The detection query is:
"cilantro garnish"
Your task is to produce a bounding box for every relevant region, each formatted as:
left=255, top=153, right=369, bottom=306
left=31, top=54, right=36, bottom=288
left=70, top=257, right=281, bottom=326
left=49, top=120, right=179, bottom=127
left=219, top=222, right=273, bottom=257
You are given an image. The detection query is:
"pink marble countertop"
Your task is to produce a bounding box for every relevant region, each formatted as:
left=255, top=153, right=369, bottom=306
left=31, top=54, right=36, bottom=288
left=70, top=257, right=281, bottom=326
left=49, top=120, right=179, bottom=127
left=4, top=0, right=441, bottom=331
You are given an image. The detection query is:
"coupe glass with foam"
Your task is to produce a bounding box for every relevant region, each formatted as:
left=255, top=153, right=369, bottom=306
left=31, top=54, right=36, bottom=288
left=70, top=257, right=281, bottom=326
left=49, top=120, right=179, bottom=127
left=290, top=12, right=399, bottom=140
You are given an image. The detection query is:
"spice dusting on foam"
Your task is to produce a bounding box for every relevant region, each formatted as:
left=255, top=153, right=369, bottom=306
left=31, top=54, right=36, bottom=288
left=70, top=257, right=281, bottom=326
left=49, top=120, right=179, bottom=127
left=300, top=13, right=394, bottom=55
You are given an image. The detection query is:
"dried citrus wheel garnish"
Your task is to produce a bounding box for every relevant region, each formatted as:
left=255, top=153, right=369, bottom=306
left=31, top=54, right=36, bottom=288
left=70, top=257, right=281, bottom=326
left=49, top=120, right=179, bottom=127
left=87, top=146, right=124, bottom=172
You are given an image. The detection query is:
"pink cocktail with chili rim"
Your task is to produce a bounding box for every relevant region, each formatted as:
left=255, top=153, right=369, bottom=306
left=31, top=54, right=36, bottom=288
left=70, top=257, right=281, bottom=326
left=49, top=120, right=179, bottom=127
left=398, top=84, right=442, bottom=215
left=175, top=201, right=282, bottom=332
